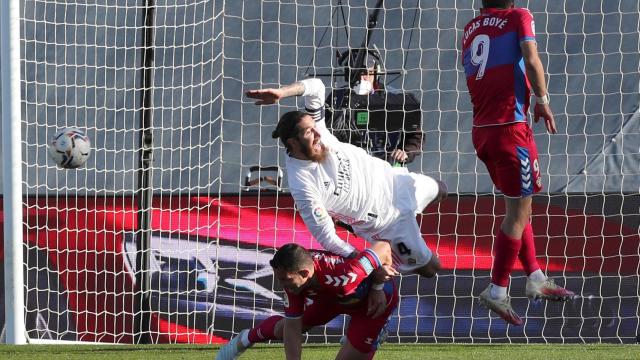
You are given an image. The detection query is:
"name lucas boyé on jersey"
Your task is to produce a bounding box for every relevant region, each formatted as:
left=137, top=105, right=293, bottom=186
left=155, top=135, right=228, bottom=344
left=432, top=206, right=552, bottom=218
left=463, top=17, right=508, bottom=43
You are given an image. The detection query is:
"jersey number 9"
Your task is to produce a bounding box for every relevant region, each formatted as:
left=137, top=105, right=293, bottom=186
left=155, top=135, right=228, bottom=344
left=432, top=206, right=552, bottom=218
left=471, top=34, right=490, bottom=80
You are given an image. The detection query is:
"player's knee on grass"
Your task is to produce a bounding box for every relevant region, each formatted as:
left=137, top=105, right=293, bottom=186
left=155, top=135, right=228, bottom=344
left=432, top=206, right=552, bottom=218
left=414, top=255, right=441, bottom=278
left=335, top=338, right=375, bottom=360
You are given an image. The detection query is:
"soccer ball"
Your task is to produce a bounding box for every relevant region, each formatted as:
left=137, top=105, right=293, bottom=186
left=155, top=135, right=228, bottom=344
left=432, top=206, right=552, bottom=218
left=48, top=128, right=91, bottom=168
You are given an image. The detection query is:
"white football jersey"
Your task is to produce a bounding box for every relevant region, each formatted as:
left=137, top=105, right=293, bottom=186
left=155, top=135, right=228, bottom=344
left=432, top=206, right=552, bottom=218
left=286, top=78, right=403, bottom=257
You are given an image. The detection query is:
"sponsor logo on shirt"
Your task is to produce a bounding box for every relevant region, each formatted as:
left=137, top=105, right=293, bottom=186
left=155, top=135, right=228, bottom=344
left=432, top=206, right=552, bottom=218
left=531, top=20, right=536, bottom=35
left=334, top=151, right=352, bottom=196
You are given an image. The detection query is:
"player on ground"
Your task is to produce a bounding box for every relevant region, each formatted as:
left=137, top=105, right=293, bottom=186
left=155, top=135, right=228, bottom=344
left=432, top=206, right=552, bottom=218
left=245, top=78, right=447, bottom=283
left=216, top=241, right=398, bottom=360
left=461, top=0, right=575, bottom=325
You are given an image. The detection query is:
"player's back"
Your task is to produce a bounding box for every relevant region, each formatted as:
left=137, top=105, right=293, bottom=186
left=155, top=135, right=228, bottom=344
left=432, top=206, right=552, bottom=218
left=462, top=7, right=535, bottom=127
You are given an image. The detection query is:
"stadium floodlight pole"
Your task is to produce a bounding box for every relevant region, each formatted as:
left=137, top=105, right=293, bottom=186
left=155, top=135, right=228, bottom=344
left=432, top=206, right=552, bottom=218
left=1, top=0, right=27, bottom=345
left=133, top=0, right=156, bottom=345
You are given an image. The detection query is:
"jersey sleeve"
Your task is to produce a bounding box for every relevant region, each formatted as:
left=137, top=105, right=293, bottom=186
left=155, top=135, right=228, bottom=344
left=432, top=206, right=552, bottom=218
left=282, top=289, right=305, bottom=319
left=321, top=249, right=382, bottom=296
left=290, top=179, right=356, bottom=258
left=300, top=78, right=340, bottom=147
left=516, top=8, right=536, bottom=43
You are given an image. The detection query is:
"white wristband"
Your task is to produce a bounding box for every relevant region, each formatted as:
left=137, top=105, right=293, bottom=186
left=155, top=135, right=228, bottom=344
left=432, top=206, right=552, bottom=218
left=372, top=283, right=385, bottom=291
left=536, top=94, right=550, bottom=105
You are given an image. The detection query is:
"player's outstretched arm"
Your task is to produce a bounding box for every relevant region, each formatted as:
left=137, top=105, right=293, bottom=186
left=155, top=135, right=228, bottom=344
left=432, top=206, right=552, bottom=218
left=521, top=41, right=557, bottom=134
left=283, top=317, right=303, bottom=360
left=246, top=82, right=306, bottom=105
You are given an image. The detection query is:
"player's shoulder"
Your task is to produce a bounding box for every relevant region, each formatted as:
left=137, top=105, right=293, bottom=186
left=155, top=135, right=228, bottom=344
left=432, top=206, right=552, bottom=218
left=463, top=13, right=483, bottom=30
left=311, top=251, right=353, bottom=277
left=287, top=160, right=317, bottom=184
left=302, top=78, right=327, bottom=98
left=310, top=250, right=347, bottom=267
left=510, top=7, right=534, bottom=20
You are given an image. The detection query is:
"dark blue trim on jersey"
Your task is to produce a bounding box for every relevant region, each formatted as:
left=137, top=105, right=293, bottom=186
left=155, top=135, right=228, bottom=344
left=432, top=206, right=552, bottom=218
left=520, top=36, right=536, bottom=43
left=517, top=146, right=533, bottom=196
left=304, top=106, right=323, bottom=122
left=463, top=31, right=520, bottom=78
left=513, top=58, right=527, bottom=121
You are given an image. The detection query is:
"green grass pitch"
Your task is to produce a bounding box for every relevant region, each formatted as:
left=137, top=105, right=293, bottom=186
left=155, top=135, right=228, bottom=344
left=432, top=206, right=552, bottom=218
left=0, top=344, right=638, bottom=360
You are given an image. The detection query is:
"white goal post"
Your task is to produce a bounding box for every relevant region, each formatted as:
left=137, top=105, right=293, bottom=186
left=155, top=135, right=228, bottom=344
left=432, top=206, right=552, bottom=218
left=1, top=0, right=639, bottom=345
left=1, top=0, right=26, bottom=345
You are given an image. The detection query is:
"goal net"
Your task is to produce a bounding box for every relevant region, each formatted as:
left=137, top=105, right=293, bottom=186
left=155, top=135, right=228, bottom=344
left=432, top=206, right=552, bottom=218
left=2, top=0, right=638, bottom=345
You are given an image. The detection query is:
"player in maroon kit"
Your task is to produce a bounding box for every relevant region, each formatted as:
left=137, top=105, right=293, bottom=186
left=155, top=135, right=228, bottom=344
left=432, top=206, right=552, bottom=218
left=462, top=0, right=574, bottom=326
left=215, top=241, right=398, bottom=360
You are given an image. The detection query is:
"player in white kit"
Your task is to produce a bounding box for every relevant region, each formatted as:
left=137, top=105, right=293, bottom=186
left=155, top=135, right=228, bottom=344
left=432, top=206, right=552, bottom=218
left=246, top=78, right=447, bottom=279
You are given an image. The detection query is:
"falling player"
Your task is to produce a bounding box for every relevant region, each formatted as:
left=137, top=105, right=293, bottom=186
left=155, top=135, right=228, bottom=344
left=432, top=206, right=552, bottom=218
left=245, top=78, right=447, bottom=282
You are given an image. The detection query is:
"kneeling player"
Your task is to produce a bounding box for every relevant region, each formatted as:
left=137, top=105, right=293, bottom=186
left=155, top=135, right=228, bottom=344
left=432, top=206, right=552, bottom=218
left=216, top=241, right=398, bottom=360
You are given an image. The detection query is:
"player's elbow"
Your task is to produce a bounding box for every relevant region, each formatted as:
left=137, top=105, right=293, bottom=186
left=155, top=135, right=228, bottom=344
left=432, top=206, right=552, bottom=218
left=435, top=180, right=448, bottom=203
left=523, top=53, right=543, bottom=73
left=303, top=78, right=326, bottom=95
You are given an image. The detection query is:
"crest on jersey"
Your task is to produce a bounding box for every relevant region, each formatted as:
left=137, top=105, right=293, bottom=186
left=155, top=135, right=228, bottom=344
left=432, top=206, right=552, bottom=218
left=283, top=292, right=289, bottom=307
left=531, top=20, right=536, bottom=35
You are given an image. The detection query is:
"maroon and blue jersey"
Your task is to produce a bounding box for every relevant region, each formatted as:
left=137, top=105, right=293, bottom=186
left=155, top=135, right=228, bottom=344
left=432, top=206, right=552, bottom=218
left=462, top=7, right=536, bottom=127
left=282, top=249, right=382, bottom=319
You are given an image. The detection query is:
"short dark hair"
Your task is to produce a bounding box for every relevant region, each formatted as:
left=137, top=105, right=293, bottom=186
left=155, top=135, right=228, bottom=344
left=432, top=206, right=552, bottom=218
left=482, top=0, right=513, bottom=9
left=271, top=111, right=308, bottom=154
left=269, top=243, right=313, bottom=272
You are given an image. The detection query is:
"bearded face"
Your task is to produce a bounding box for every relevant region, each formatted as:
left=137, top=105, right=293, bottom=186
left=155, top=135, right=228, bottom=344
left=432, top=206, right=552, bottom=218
left=300, top=138, right=328, bottom=162
left=289, top=115, right=328, bottom=162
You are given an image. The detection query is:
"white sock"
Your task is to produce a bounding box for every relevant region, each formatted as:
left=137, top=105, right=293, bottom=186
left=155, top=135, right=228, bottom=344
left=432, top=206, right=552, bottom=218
left=490, top=283, right=508, bottom=300
left=240, top=330, right=252, bottom=348
left=528, top=269, right=546, bottom=282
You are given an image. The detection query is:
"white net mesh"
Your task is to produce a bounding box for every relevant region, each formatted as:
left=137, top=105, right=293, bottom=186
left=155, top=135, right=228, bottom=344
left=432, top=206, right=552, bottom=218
left=2, top=0, right=638, bottom=344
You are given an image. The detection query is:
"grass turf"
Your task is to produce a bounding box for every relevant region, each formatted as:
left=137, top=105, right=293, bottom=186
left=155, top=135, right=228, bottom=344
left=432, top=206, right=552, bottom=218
left=0, top=344, right=638, bottom=360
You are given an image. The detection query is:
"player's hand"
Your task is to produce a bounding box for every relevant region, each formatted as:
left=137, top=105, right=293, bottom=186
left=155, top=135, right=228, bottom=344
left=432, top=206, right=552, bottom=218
left=366, top=287, right=388, bottom=318
left=245, top=88, right=284, bottom=105
left=389, top=149, right=409, bottom=163
left=372, top=264, right=399, bottom=283
left=533, top=103, right=557, bottom=134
